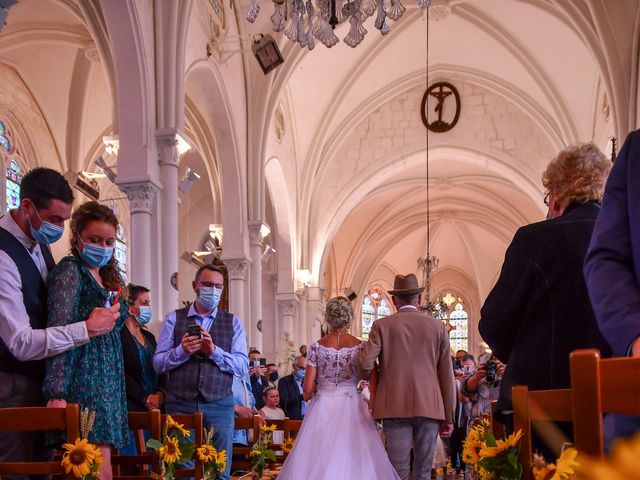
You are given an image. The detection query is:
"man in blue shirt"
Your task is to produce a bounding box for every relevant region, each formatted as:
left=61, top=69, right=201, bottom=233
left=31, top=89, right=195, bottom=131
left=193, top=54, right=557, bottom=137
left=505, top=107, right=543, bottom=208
left=153, top=264, right=249, bottom=480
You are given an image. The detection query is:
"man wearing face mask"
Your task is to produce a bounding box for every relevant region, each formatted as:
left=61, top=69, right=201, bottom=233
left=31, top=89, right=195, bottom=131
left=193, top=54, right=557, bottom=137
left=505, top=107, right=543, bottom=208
left=0, top=168, right=118, bottom=474
left=277, top=355, right=307, bottom=421
left=153, top=264, right=249, bottom=480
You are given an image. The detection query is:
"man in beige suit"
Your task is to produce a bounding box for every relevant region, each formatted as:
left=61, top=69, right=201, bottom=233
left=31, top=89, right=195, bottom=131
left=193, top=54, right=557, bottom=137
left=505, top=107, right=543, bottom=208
left=359, top=273, right=455, bottom=480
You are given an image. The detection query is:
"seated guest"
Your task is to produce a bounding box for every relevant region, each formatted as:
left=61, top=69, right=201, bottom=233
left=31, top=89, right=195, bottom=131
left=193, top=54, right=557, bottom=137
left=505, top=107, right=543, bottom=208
left=259, top=386, right=285, bottom=444
left=43, top=201, right=129, bottom=479
left=479, top=143, right=612, bottom=457
left=277, top=355, right=307, bottom=420
left=120, top=284, right=165, bottom=455
left=232, top=374, right=256, bottom=446
left=249, top=349, right=268, bottom=409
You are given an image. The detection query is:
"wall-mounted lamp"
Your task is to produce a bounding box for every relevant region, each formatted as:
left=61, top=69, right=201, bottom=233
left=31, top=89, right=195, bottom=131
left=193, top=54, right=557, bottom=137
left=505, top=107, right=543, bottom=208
left=259, top=223, right=271, bottom=239
left=262, top=244, right=276, bottom=263
left=180, top=250, right=216, bottom=267
left=94, top=156, right=117, bottom=183
left=296, top=269, right=312, bottom=288
left=208, top=224, right=224, bottom=247
left=178, top=168, right=201, bottom=193
left=252, top=34, right=284, bottom=74
left=176, top=134, right=192, bottom=156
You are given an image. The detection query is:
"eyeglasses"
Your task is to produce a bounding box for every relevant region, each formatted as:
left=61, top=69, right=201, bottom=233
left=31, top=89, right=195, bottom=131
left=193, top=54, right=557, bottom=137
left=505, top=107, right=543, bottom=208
left=198, top=282, right=224, bottom=289
left=543, top=192, right=550, bottom=207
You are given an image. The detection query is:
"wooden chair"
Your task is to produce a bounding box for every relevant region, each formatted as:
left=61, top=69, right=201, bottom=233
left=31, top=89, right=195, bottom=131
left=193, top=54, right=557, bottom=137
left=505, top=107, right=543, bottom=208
left=570, top=348, right=640, bottom=458
left=512, top=385, right=573, bottom=480
left=283, top=419, right=302, bottom=440
left=111, top=409, right=162, bottom=480
left=162, top=412, right=204, bottom=480
left=231, top=416, right=256, bottom=473
left=0, top=403, right=80, bottom=479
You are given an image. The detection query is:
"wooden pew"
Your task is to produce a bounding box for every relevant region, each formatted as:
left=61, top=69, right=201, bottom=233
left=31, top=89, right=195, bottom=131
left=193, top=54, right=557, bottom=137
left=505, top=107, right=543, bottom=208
left=512, top=386, right=573, bottom=480
left=0, top=404, right=80, bottom=480
left=570, top=348, right=640, bottom=458
left=111, top=409, right=162, bottom=479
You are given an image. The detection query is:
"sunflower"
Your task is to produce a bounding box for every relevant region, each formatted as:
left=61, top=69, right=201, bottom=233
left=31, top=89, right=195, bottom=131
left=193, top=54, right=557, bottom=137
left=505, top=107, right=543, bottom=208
left=216, top=449, right=227, bottom=471
left=260, top=424, right=277, bottom=433
left=552, top=448, right=579, bottom=479
left=478, top=467, right=492, bottom=480
left=196, top=444, right=218, bottom=463
left=462, top=444, right=481, bottom=464
left=249, top=449, right=261, bottom=457
left=166, top=415, right=191, bottom=437
left=479, top=430, right=523, bottom=459
left=281, top=437, right=295, bottom=454
left=159, top=437, right=182, bottom=464
left=61, top=439, right=97, bottom=478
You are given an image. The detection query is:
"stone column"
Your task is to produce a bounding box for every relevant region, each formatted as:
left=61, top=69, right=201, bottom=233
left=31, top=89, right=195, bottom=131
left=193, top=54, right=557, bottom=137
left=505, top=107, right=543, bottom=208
left=296, top=289, right=307, bottom=346
left=118, top=181, right=158, bottom=289
left=157, top=134, right=179, bottom=317
left=248, top=222, right=263, bottom=351
left=223, top=256, right=251, bottom=339
left=306, top=286, right=323, bottom=342
left=276, top=294, right=299, bottom=344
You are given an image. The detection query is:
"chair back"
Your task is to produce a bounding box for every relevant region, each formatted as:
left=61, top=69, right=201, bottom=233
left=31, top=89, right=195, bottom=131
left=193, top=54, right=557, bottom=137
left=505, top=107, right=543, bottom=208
left=570, top=348, right=640, bottom=458
left=162, top=412, right=204, bottom=480
left=0, top=403, right=80, bottom=479
left=512, top=385, right=573, bottom=480
left=231, top=416, right=259, bottom=473
left=111, top=409, right=162, bottom=480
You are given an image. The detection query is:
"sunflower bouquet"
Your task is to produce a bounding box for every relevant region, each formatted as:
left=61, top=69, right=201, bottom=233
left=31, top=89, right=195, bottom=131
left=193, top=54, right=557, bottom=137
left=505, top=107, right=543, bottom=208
left=196, top=427, right=227, bottom=480
left=532, top=448, right=579, bottom=480
left=248, top=423, right=278, bottom=478
left=61, top=408, right=103, bottom=480
left=462, top=418, right=524, bottom=479
left=280, top=437, right=294, bottom=456
left=147, top=415, right=195, bottom=480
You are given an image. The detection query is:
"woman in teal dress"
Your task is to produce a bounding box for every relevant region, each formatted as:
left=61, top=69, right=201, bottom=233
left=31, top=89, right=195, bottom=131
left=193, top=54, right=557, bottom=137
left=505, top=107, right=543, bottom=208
left=43, top=201, right=128, bottom=479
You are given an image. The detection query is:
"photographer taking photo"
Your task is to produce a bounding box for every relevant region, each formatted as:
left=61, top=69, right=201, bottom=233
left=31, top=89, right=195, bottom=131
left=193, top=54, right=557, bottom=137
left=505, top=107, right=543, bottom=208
left=459, top=353, right=505, bottom=431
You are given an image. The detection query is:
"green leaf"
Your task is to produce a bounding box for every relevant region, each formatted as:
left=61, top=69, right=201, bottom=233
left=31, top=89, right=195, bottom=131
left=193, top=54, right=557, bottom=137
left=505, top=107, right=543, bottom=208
left=146, top=439, right=163, bottom=450
left=178, top=441, right=196, bottom=464
left=265, top=450, right=277, bottom=462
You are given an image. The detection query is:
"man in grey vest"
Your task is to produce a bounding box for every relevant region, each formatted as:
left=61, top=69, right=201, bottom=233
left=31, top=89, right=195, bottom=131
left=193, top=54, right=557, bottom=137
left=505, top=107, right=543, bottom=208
left=154, top=264, right=249, bottom=480
left=0, top=168, right=119, bottom=478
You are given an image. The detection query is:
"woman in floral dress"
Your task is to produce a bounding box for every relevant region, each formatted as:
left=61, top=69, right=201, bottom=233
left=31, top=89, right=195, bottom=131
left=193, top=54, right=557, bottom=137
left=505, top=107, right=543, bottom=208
left=43, top=201, right=128, bottom=479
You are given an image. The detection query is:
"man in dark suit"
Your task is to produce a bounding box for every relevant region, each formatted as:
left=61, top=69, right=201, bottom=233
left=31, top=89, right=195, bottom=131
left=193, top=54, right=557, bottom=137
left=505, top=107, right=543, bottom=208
left=249, top=349, right=267, bottom=409
left=479, top=143, right=612, bottom=455
left=277, top=355, right=306, bottom=420
left=585, top=130, right=640, bottom=446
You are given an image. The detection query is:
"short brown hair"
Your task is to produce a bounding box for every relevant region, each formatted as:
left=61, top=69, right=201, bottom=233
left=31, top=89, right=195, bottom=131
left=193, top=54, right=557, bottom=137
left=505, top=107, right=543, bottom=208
left=542, top=142, right=611, bottom=207
left=195, top=263, right=224, bottom=282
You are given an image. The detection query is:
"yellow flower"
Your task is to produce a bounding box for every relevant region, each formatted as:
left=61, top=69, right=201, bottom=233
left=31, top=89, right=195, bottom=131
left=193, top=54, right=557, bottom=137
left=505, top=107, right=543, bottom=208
left=249, top=449, right=261, bottom=457
left=61, top=439, right=97, bottom=478
left=609, top=432, right=640, bottom=478
left=533, top=465, right=553, bottom=480
left=166, top=415, right=191, bottom=437
left=216, top=450, right=227, bottom=471
left=552, top=448, right=579, bottom=479
left=478, top=467, right=492, bottom=480
left=281, top=438, right=295, bottom=454
left=197, top=444, right=218, bottom=463
left=260, top=424, right=277, bottom=433
left=159, top=437, right=181, bottom=464
left=479, top=430, right=523, bottom=459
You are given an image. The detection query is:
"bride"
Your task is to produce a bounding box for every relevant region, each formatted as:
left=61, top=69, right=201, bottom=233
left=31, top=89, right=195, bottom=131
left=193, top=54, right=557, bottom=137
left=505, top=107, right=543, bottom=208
left=277, top=297, right=400, bottom=479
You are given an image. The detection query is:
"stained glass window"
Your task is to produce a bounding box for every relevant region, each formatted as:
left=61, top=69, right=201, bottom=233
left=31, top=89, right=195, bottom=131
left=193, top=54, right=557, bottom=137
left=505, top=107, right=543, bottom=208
left=449, top=302, right=469, bottom=352
left=114, top=224, right=127, bottom=281
left=377, top=299, right=391, bottom=320
left=0, top=122, right=11, bottom=153
left=5, top=159, right=22, bottom=210
left=361, top=297, right=375, bottom=341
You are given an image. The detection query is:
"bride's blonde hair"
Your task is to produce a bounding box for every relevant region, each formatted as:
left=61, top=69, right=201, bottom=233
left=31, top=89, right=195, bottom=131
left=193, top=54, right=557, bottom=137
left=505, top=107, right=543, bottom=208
left=325, top=296, right=353, bottom=330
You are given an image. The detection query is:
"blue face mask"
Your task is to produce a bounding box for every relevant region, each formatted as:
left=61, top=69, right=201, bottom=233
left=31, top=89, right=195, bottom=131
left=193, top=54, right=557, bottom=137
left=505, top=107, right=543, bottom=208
left=294, top=369, right=305, bottom=381
left=198, top=286, right=223, bottom=311
left=28, top=208, right=64, bottom=244
left=135, top=306, right=152, bottom=325
left=78, top=236, right=113, bottom=268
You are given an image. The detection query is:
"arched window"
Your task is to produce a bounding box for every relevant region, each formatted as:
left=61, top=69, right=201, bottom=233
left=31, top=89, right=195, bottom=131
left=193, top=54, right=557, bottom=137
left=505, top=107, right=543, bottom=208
left=449, top=302, right=469, bottom=352
left=5, top=159, right=22, bottom=211
left=114, top=224, right=128, bottom=281
left=361, top=288, right=392, bottom=340
left=361, top=297, right=375, bottom=341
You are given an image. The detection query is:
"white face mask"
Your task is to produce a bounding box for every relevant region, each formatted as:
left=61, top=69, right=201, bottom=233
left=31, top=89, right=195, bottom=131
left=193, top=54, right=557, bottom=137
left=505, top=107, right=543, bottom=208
left=462, top=365, right=475, bottom=376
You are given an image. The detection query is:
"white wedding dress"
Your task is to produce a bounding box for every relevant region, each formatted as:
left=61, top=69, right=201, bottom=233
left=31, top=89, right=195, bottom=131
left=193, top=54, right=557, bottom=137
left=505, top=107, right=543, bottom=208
left=277, top=341, right=401, bottom=479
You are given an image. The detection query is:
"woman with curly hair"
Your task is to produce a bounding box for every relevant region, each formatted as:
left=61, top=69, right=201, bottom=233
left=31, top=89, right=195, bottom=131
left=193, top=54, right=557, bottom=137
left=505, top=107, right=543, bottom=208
left=278, top=296, right=400, bottom=479
left=43, top=201, right=128, bottom=479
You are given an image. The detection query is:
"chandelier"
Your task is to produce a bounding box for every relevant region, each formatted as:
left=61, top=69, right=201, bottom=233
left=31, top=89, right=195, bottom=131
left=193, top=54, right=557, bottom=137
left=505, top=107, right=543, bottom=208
left=245, top=0, right=435, bottom=49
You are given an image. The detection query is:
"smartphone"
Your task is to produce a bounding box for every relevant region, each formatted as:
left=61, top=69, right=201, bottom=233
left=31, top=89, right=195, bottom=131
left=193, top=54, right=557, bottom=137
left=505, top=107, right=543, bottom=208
left=104, top=290, right=118, bottom=308
left=260, top=358, right=267, bottom=366
left=186, top=324, right=202, bottom=338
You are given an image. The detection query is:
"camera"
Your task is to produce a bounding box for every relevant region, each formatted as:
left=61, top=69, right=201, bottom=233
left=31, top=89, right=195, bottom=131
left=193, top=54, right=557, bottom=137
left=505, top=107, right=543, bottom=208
left=484, top=359, right=497, bottom=383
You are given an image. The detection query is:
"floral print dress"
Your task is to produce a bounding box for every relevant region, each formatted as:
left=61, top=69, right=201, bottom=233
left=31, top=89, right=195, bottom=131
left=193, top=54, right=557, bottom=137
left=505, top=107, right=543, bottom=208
left=43, top=256, right=128, bottom=447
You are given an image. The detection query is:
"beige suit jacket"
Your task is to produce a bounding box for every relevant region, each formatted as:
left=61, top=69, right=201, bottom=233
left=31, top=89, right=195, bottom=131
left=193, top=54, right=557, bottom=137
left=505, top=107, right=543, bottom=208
left=359, top=307, right=455, bottom=422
